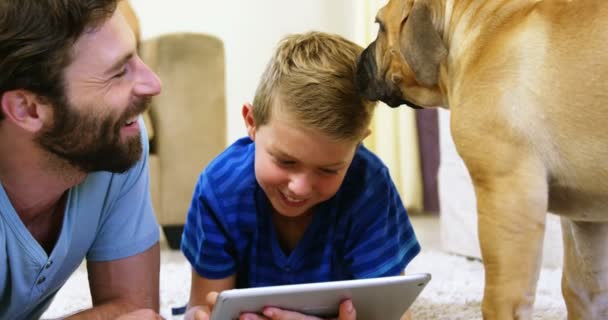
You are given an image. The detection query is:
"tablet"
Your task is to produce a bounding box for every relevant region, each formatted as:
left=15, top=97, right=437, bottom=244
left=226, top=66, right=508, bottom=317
left=210, top=273, right=431, bottom=320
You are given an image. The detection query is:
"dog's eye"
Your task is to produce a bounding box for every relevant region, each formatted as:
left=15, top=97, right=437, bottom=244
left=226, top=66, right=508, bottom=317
left=401, top=16, right=408, bottom=29
left=374, top=17, right=386, bottom=32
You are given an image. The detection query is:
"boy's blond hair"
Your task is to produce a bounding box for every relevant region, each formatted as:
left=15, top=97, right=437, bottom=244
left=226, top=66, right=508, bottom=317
left=252, top=31, right=376, bottom=142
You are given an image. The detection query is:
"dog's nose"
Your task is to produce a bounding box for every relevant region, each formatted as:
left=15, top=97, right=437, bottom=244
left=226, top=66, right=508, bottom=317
left=355, top=47, right=372, bottom=92
left=356, top=42, right=382, bottom=101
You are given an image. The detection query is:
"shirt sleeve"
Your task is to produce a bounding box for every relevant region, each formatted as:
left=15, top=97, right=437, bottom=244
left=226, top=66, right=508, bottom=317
left=343, top=167, right=421, bottom=278
left=181, top=172, right=236, bottom=279
left=86, top=118, right=160, bottom=261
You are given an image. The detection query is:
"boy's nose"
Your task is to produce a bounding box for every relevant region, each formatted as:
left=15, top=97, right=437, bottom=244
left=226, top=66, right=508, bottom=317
left=288, top=173, right=313, bottom=197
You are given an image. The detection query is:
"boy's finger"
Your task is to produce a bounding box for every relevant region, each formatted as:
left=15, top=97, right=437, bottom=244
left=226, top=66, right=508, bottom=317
left=206, top=291, right=219, bottom=310
left=184, top=306, right=211, bottom=320
left=194, top=309, right=210, bottom=320
left=262, top=307, right=317, bottom=320
left=205, top=291, right=218, bottom=306
left=338, top=300, right=356, bottom=320
left=240, top=312, right=268, bottom=320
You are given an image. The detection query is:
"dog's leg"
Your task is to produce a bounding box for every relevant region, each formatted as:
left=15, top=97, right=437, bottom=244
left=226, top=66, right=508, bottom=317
left=450, top=88, right=549, bottom=319
left=474, top=171, right=546, bottom=320
left=561, top=219, right=608, bottom=320
left=461, top=146, right=548, bottom=320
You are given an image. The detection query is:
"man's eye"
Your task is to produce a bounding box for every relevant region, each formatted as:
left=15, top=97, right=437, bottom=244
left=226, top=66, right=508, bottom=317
left=114, top=68, right=127, bottom=78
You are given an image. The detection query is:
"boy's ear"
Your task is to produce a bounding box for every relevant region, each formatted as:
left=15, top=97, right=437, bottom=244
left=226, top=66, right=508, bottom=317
left=360, top=128, right=373, bottom=147
left=1, top=90, right=50, bottom=133
left=362, top=128, right=372, bottom=139
left=241, top=103, right=257, bottom=140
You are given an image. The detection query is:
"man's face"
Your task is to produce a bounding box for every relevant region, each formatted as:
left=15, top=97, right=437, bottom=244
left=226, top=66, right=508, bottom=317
left=252, top=113, right=358, bottom=218
left=37, top=8, right=161, bottom=173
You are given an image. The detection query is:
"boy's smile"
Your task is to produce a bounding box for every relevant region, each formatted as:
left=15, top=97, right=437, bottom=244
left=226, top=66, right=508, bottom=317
left=243, top=104, right=359, bottom=218
left=279, top=191, right=308, bottom=207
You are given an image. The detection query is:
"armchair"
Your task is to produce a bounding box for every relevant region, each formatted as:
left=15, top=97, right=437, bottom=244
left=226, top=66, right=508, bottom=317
left=140, top=33, right=227, bottom=249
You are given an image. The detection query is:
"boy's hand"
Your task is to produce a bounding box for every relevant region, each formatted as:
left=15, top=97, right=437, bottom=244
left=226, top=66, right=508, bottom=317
left=184, top=306, right=210, bottom=320
left=184, top=292, right=220, bottom=320
left=239, top=299, right=357, bottom=320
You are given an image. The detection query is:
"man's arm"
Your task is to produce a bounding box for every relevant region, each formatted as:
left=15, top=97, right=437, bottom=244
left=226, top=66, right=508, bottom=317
left=66, top=243, right=161, bottom=320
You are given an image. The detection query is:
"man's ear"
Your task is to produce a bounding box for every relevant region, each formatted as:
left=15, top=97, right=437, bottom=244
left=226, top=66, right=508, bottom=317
left=241, top=103, right=256, bottom=140
left=1, top=90, right=50, bottom=132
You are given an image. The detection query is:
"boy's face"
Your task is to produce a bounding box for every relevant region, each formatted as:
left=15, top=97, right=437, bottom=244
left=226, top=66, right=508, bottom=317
left=243, top=103, right=359, bottom=218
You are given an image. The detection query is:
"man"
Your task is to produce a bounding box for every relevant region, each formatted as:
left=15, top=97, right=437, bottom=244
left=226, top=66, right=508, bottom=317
left=0, top=1, right=163, bottom=319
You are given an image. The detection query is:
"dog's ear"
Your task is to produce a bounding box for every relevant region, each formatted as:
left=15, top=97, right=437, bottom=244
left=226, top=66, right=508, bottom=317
left=400, top=2, right=446, bottom=87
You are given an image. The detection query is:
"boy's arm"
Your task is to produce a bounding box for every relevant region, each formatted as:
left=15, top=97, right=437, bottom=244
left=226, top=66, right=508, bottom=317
left=185, top=270, right=236, bottom=320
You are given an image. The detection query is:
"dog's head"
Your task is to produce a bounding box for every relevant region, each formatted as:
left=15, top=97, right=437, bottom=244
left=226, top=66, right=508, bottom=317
left=356, top=0, right=447, bottom=109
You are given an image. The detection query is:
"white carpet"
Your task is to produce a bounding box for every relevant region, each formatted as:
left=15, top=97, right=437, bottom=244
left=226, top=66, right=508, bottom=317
left=42, top=250, right=566, bottom=319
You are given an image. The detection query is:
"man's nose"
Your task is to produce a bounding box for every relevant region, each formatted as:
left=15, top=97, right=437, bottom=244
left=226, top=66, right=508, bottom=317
left=133, top=56, right=162, bottom=97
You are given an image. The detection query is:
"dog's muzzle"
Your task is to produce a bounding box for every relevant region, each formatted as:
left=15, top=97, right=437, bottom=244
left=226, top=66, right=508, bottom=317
left=356, top=42, right=423, bottom=109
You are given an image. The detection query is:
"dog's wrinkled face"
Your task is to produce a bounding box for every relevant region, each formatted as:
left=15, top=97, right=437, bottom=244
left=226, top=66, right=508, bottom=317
left=356, top=0, right=447, bottom=109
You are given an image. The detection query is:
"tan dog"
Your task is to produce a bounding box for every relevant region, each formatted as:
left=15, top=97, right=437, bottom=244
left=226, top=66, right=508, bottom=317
left=356, top=0, right=608, bottom=319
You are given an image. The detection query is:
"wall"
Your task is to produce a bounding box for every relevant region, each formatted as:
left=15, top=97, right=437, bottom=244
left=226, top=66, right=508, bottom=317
left=130, top=0, right=363, bottom=144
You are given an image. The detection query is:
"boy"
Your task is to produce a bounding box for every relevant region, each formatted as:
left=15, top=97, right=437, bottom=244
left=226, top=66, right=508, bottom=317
left=182, top=32, right=420, bottom=320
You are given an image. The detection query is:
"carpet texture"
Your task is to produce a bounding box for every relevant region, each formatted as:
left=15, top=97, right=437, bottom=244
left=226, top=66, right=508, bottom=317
left=42, top=250, right=566, bottom=319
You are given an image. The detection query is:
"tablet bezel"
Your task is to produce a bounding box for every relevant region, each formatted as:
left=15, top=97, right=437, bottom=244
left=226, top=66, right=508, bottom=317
left=210, top=273, right=431, bottom=320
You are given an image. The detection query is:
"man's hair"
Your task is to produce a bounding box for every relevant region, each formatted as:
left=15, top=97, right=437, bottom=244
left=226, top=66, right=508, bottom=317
left=0, top=0, right=118, bottom=121
left=252, top=31, right=376, bottom=142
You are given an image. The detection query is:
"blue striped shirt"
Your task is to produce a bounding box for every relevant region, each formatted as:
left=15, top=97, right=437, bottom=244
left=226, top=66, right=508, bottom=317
left=181, top=137, right=420, bottom=288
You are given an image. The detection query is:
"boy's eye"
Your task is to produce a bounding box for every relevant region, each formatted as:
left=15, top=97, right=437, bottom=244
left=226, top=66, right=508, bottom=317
left=276, top=159, right=296, bottom=166
left=320, top=168, right=339, bottom=175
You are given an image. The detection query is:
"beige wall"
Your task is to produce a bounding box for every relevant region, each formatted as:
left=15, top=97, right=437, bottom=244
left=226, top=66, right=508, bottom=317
left=130, top=0, right=361, bottom=144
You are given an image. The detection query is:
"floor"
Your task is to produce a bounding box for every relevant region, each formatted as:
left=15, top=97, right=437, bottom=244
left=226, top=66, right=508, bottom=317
left=407, top=214, right=441, bottom=250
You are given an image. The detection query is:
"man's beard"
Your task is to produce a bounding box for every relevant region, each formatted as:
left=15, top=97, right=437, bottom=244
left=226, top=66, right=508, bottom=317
left=36, top=96, right=151, bottom=173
